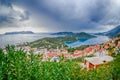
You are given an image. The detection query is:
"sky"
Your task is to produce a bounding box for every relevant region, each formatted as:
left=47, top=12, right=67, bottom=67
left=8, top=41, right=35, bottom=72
left=0, top=0, right=120, bottom=34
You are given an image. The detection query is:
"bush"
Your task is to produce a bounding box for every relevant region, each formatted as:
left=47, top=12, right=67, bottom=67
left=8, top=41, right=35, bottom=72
left=0, top=46, right=81, bottom=80
left=0, top=46, right=120, bottom=80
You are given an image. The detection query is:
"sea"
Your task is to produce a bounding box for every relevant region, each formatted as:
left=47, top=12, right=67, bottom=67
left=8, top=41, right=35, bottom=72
left=0, top=33, right=110, bottom=48
left=65, top=36, right=111, bottom=47
left=0, top=33, right=60, bottom=48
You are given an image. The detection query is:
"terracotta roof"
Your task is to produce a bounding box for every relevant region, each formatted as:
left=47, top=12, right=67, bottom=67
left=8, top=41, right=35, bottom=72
left=104, top=45, right=109, bottom=49
left=72, top=53, right=82, bottom=57
left=74, top=50, right=83, bottom=54
left=46, top=53, right=72, bottom=58
left=84, top=47, right=93, bottom=53
left=98, top=49, right=105, bottom=53
left=64, top=54, right=72, bottom=57
left=47, top=53, right=60, bottom=57
left=95, top=45, right=100, bottom=49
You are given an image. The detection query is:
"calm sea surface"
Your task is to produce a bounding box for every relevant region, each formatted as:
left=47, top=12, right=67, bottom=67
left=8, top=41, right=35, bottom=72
left=0, top=33, right=59, bottom=47
left=0, top=34, right=110, bottom=48
left=66, top=36, right=110, bottom=47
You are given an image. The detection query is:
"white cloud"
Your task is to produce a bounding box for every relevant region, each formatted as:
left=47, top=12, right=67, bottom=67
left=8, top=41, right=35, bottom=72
left=0, top=4, right=29, bottom=26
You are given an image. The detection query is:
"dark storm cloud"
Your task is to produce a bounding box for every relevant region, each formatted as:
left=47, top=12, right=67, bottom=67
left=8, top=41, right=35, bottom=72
left=36, top=0, right=118, bottom=32
left=0, top=0, right=30, bottom=27
left=0, top=0, right=120, bottom=33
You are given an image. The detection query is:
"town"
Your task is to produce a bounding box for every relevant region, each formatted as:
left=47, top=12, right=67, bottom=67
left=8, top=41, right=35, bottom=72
left=2, top=37, right=120, bottom=71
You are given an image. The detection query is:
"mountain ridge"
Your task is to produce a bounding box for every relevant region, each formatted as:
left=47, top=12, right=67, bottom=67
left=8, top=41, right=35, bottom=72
left=105, top=25, right=120, bottom=37
left=4, top=31, right=34, bottom=35
left=51, top=32, right=74, bottom=35
left=95, top=25, right=120, bottom=37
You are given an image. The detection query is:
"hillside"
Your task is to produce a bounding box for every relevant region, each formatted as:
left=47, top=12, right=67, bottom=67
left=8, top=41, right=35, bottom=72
left=29, top=32, right=96, bottom=49
left=51, top=32, right=74, bottom=35
left=95, top=25, right=120, bottom=37
left=105, top=25, right=120, bottom=37
left=117, top=33, right=120, bottom=37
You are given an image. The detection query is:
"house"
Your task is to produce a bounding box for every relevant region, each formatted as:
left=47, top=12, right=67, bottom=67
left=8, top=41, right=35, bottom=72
left=73, top=50, right=83, bottom=58
left=104, top=44, right=109, bottom=49
left=50, top=56, right=60, bottom=62
left=61, top=50, right=68, bottom=54
left=46, top=53, right=60, bottom=58
left=32, top=48, right=37, bottom=51
left=95, top=49, right=108, bottom=57
left=94, top=45, right=101, bottom=50
left=46, top=49, right=60, bottom=54
left=64, top=54, right=73, bottom=59
left=74, top=50, right=83, bottom=54
left=23, top=46, right=31, bottom=52
left=109, top=42, right=116, bottom=48
left=117, top=41, right=120, bottom=48
left=83, top=46, right=94, bottom=56
left=84, top=56, right=113, bottom=71
left=39, top=49, right=47, bottom=54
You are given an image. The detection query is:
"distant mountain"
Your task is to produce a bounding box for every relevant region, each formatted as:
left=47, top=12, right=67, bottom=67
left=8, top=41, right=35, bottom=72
left=105, top=25, right=120, bottom=37
left=5, top=31, right=34, bottom=35
left=116, top=33, right=120, bottom=37
left=51, top=32, right=74, bottom=35
left=72, top=32, right=95, bottom=38
left=95, top=25, right=120, bottom=37
left=94, top=33, right=105, bottom=35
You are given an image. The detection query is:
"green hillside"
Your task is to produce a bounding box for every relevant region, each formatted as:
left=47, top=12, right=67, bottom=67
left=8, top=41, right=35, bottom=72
left=29, top=32, right=96, bottom=49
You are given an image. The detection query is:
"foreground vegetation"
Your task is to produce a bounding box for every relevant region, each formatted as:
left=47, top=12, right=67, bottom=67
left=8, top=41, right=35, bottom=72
left=0, top=46, right=120, bottom=80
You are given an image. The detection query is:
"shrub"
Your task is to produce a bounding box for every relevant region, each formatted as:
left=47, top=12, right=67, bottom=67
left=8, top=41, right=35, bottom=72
left=0, top=46, right=120, bottom=80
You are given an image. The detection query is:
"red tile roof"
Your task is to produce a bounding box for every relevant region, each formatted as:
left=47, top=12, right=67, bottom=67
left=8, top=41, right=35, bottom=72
left=64, top=54, right=72, bottom=57
left=74, top=50, right=83, bottom=54
left=72, top=53, right=82, bottom=57
left=47, top=53, right=60, bottom=57
left=84, top=47, right=93, bottom=53
left=97, top=49, right=105, bottom=53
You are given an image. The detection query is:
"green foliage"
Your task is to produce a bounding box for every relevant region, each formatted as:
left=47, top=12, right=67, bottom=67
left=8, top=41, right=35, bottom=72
left=111, top=54, right=120, bottom=80
left=0, top=46, right=120, bottom=80
left=0, top=46, right=81, bottom=80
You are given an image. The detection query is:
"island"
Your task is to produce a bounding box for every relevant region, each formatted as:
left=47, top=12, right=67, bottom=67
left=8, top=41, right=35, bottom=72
left=4, top=31, right=34, bottom=35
